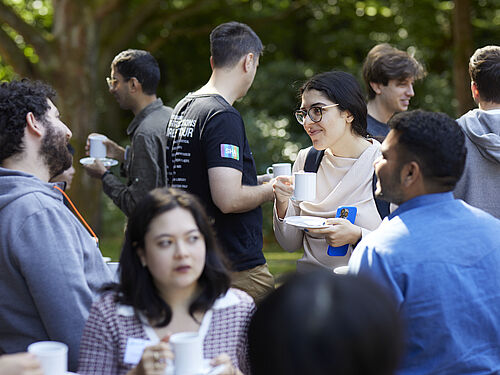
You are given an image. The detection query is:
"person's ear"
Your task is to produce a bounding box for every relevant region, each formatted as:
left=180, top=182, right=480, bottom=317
left=343, top=110, right=354, bottom=124
left=471, top=81, right=480, bottom=101
left=129, top=77, right=141, bottom=93
left=369, top=82, right=383, bottom=95
left=137, top=247, right=147, bottom=267
left=400, top=161, right=420, bottom=187
left=26, top=112, right=44, bottom=137
left=243, top=53, right=255, bottom=73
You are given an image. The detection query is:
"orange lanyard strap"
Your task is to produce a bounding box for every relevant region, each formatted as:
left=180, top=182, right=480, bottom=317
left=53, top=185, right=99, bottom=245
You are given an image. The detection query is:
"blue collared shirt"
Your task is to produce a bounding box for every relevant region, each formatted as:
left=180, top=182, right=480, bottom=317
left=349, top=192, right=500, bottom=374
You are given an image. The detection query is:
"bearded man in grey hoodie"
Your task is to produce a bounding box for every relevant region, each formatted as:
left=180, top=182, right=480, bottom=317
left=454, top=45, right=500, bottom=219
left=0, top=80, right=114, bottom=371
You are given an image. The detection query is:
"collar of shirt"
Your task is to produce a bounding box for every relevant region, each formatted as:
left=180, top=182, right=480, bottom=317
left=127, top=98, right=164, bottom=136
left=388, top=191, right=454, bottom=220
left=116, top=288, right=240, bottom=317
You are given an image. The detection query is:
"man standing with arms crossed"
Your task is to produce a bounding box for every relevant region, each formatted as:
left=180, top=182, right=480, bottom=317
left=454, top=45, right=500, bottom=219
left=84, top=49, right=172, bottom=216
left=362, top=43, right=425, bottom=139
left=166, top=22, right=274, bottom=303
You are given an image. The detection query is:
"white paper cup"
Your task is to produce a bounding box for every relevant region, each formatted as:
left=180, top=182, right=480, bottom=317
left=266, top=163, right=292, bottom=178
left=89, top=135, right=107, bottom=159
left=333, top=266, right=349, bottom=275
left=293, top=172, right=316, bottom=201
left=170, top=332, right=203, bottom=375
left=27, top=341, right=68, bottom=375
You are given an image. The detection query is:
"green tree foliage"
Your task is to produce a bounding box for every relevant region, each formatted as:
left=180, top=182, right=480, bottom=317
left=1, top=0, right=499, bottom=242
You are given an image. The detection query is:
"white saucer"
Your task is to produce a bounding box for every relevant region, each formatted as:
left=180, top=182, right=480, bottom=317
left=79, top=157, right=118, bottom=167
left=165, top=359, right=225, bottom=375
left=284, top=215, right=330, bottom=229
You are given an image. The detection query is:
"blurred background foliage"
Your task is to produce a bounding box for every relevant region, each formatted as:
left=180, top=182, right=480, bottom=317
left=1, top=0, right=499, bottom=270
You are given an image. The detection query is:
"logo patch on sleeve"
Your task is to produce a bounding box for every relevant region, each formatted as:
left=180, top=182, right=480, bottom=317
left=220, top=144, right=240, bottom=160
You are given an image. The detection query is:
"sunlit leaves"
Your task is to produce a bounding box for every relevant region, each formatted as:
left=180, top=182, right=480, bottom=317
left=3, top=0, right=52, bottom=28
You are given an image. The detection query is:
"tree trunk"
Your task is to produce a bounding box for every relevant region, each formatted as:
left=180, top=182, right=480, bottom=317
left=452, top=0, right=475, bottom=117
left=48, top=1, right=103, bottom=229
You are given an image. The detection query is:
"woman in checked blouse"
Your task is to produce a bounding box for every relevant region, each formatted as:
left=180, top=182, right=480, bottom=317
left=78, top=188, right=253, bottom=375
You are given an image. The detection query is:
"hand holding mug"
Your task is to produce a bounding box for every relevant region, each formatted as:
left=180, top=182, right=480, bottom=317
left=0, top=353, right=43, bottom=375
left=86, top=133, right=125, bottom=162
left=134, top=339, right=172, bottom=375
left=210, top=353, right=243, bottom=375
left=273, top=176, right=293, bottom=219
left=273, top=176, right=294, bottom=204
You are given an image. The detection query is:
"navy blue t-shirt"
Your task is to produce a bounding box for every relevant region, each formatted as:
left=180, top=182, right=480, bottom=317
left=367, top=114, right=390, bottom=139
left=166, top=93, right=264, bottom=271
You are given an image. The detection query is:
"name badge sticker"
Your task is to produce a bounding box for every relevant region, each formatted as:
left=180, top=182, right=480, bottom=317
left=124, top=337, right=152, bottom=365
left=220, top=144, right=240, bottom=160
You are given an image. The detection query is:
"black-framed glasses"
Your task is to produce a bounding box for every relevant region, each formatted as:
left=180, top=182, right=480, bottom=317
left=294, top=104, right=339, bottom=125
left=106, top=77, right=118, bottom=90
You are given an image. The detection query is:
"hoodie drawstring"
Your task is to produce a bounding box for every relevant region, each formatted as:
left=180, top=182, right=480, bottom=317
left=53, top=185, right=99, bottom=246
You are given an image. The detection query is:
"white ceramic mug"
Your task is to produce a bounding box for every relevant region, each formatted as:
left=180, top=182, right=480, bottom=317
left=170, top=332, right=203, bottom=375
left=89, top=134, right=107, bottom=159
left=293, top=172, right=316, bottom=201
left=266, top=163, right=292, bottom=178
left=27, top=341, right=68, bottom=375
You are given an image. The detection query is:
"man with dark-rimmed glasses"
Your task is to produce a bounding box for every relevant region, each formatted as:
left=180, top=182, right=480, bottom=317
left=83, top=49, right=173, bottom=216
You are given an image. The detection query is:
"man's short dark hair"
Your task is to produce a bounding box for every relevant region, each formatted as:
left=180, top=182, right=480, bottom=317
left=111, top=49, right=160, bottom=95
left=210, top=21, right=263, bottom=68
left=363, top=43, right=425, bottom=100
left=0, top=79, right=56, bottom=164
left=469, top=45, right=500, bottom=103
left=388, top=110, right=466, bottom=190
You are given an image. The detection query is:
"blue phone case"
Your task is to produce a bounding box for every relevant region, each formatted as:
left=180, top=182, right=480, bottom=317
left=327, top=206, right=357, bottom=256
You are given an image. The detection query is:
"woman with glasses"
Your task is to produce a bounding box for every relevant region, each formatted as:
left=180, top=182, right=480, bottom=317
left=273, top=71, right=383, bottom=272
left=78, top=188, right=253, bottom=375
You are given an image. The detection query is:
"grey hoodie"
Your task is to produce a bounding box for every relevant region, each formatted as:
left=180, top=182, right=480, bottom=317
left=0, top=167, right=114, bottom=371
left=454, top=109, right=500, bottom=219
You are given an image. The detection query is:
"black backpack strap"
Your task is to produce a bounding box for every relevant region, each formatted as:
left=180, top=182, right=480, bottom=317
left=372, top=172, right=390, bottom=219
left=304, top=147, right=325, bottom=173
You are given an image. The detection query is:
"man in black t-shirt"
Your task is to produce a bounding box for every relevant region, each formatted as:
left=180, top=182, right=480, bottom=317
left=166, top=22, right=275, bottom=303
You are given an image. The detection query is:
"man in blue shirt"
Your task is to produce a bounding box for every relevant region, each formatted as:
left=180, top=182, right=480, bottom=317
left=349, top=110, right=500, bottom=373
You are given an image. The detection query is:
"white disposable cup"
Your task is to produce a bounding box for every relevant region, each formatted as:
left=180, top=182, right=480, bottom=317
left=333, top=266, right=349, bottom=275
left=266, top=163, right=292, bottom=178
left=89, top=135, right=107, bottom=159
left=170, top=332, right=203, bottom=375
left=27, top=341, right=68, bottom=375
left=293, top=172, right=316, bottom=201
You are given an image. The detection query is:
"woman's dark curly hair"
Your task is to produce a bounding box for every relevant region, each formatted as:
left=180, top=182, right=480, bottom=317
left=110, top=187, right=231, bottom=327
left=0, top=79, right=55, bottom=163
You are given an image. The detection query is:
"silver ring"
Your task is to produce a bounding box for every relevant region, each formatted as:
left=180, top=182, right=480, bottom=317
left=153, top=351, right=160, bottom=362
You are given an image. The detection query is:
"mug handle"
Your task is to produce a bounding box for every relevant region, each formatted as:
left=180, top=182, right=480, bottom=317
left=266, top=166, right=273, bottom=175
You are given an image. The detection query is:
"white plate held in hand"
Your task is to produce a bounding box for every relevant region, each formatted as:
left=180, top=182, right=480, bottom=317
left=79, top=157, right=118, bottom=167
left=284, top=216, right=330, bottom=229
